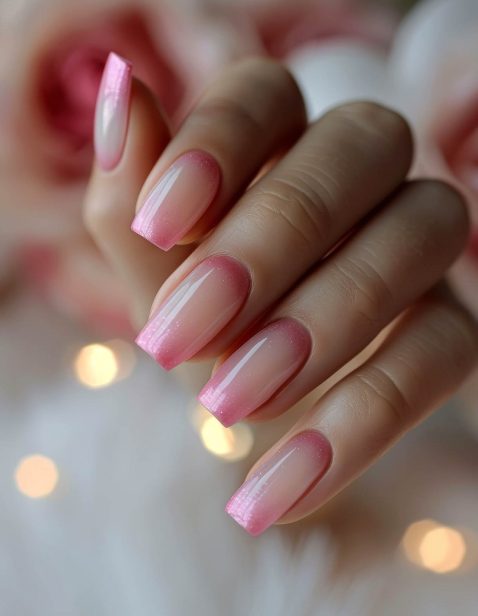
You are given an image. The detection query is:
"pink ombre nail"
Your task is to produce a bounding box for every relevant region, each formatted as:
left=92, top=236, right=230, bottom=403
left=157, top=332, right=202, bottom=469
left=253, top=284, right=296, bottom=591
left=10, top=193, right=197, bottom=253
left=94, top=52, right=132, bottom=171
left=136, top=255, right=251, bottom=370
left=199, top=319, right=311, bottom=427
left=226, top=431, right=332, bottom=536
left=131, top=151, right=221, bottom=251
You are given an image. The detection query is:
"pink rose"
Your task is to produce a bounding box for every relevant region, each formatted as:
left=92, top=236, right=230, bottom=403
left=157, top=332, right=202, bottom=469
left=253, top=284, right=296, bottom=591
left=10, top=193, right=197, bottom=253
left=0, top=0, right=259, bottom=332
left=0, top=0, right=397, bottom=333
left=0, top=1, right=258, bottom=243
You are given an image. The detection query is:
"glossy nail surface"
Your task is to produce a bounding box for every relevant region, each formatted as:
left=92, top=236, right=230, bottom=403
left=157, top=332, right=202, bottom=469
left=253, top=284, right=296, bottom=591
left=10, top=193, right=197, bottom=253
left=132, top=151, right=221, bottom=251
left=199, top=319, right=311, bottom=427
left=226, top=431, right=332, bottom=536
left=136, top=256, right=251, bottom=370
left=94, top=52, right=132, bottom=171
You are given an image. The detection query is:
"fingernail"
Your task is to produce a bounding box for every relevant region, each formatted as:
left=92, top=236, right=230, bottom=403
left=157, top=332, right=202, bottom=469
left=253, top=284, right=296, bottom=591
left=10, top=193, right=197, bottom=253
left=136, top=255, right=251, bottom=370
left=131, top=151, right=221, bottom=251
left=226, top=431, right=332, bottom=536
left=199, top=319, right=311, bottom=427
left=94, top=52, right=132, bottom=171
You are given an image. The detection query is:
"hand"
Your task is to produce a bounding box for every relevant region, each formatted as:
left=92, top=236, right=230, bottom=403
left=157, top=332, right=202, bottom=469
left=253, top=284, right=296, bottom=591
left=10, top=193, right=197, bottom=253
left=85, top=53, right=478, bottom=536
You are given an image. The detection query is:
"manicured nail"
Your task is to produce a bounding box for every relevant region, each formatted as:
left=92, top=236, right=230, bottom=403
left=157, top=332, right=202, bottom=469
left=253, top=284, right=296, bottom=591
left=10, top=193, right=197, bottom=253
left=94, top=52, right=132, bottom=171
left=199, top=319, right=311, bottom=427
left=136, top=255, right=251, bottom=370
left=226, top=431, right=332, bottom=536
left=131, top=151, right=221, bottom=251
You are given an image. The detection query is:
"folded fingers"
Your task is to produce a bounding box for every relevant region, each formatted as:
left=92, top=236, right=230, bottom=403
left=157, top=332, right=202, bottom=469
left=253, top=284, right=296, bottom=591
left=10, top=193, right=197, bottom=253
left=136, top=102, right=413, bottom=369
left=87, top=56, right=478, bottom=539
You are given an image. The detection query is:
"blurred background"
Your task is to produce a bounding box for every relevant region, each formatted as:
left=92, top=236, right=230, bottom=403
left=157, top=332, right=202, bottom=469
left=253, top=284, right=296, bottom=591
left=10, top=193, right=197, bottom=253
left=1, top=0, right=478, bottom=614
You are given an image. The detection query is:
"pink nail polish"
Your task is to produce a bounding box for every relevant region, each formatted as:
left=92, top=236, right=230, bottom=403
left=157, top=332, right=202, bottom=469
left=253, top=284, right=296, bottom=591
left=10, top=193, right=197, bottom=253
left=131, top=151, right=221, bottom=251
left=226, top=431, right=332, bottom=536
left=199, top=319, right=311, bottom=427
left=94, top=52, right=132, bottom=171
left=136, top=255, right=251, bottom=370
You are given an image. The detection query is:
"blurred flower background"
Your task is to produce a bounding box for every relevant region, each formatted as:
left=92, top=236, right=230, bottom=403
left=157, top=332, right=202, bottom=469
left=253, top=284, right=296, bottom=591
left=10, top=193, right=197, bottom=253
left=0, top=0, right=400, bottom=333
left=1, top=0, right=478, bottom=614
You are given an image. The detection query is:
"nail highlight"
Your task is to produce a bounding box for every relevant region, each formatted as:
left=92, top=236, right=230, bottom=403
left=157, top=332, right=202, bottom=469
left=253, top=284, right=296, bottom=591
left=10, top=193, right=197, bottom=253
left=94, top=52, right=132, bottom=171
left=131, top=151, right=221, bottom=251
left=199, top=319, right=311, bottom=427
left=136, top=256, right=251, bottom=370
left=226, top=431, right=332, bottom=536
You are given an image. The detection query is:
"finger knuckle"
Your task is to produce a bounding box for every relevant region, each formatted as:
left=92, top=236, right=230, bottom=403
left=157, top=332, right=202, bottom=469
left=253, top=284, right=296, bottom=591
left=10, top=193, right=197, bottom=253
left=353, top=364, right=413, bottom=429
left=192, top=97, right=264, bottom=140
left=193, top=59, right=306, bottom=139
left=325, top=101, right=414, bottom=166
left=330, top=256, right=394, bottom=331
left=429, top=298, right=478, bottom=369
left=232, top=56, right=287, bottom=77
left=254, top=175, right=332, bottom=251
left=234, top=57, right=305, bottom=112
left=407, top=179, right=470, bottom=249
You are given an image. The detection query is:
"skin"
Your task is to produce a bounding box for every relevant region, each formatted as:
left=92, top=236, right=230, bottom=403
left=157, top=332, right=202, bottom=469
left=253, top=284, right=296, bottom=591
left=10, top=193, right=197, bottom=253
left=84, top=58, right=478, bottom=532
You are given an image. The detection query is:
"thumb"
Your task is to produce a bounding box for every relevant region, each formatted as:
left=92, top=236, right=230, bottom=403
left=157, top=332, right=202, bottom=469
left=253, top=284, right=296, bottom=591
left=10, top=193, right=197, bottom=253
left=84, top=53, right=191, bottom=328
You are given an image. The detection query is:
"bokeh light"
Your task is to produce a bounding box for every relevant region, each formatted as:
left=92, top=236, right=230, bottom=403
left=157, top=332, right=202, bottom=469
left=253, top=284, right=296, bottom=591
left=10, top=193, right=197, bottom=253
left=192, top=404, right=254, bottom=462
left=402, top=519, right=467, bottom=573
left=73, top=343, right=120, bottom=388
left=419, top=526, right=467, bottom=573
left=15, top=455, right=59, bottom=499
